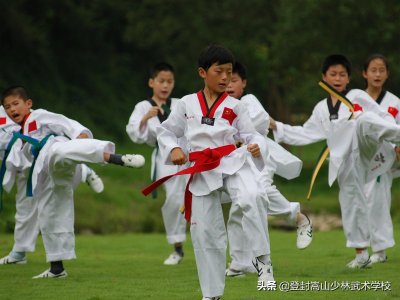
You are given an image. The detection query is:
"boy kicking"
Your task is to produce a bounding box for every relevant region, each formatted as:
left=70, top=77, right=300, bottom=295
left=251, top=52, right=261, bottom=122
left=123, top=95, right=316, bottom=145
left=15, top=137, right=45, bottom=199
left=1, top=86, right=145, bottom=278
left=225, top=62, right=312, bottom=277
left=270, top=54, right=400, bottom=268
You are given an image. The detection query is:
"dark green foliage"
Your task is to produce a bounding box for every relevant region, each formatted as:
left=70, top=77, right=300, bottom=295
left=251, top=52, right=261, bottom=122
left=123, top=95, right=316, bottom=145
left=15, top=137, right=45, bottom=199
left=1, top=0, right=399, bottom=136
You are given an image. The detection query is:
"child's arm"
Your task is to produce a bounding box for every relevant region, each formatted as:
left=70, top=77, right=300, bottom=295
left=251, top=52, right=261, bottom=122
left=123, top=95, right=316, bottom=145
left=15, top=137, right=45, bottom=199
left=157, top=99, right=186, bottom=165
left=234, top=102, right=267, bottom=170
left=37, top=110, right=92, bottom=139
left=271, top=105, right=326, bottom=146
left=126, top=102, right=158, bottom=146
left=244, top=94, right=270, bottom=135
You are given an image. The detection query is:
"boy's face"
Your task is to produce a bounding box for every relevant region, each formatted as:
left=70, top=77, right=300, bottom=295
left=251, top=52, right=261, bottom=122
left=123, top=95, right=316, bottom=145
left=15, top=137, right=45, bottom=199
left=227, top=73, right=246, bottom=99
left=2, top=95, right=32, bottom=124
left=362, top=58, right=388, bottom=90
left=199, top=62, right=233, bottom=94
left=322, top=64, right=349, bottom=93
left=148, top=70, right=175, bottom=102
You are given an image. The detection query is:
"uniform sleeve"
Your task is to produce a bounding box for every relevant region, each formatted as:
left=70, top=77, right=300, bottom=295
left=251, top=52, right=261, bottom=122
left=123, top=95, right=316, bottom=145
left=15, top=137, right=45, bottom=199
left=244, top=95, right=270, bottom=135
left=39, top=110, right=92, bottom=139
left=234, top=102, right=268, bottom=169
left=126, top=101, right=157, bottom=146
left=156, top=99, right=186, bottom=164
left=272, top=105, right=326, bottom=145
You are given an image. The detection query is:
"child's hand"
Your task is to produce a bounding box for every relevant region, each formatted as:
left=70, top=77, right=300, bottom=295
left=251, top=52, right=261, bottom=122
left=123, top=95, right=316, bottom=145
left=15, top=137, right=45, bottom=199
left=395, top=146, right=400, bottom=161
left=77, top=133, right=89, bottom=139
left=146, top=106, right=160, bottom=119
left=171, top=147, right=187, bottom=165
left=269, top=118, right=277, bottom=130
left=247, top=143, right=261, bottom=158
left=140, top=107, right=160, bottom=128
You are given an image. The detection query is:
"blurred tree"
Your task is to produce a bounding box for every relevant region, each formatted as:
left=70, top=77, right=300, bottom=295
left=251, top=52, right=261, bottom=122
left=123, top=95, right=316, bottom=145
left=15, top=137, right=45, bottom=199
left=266, top=0, right=400, bottom=122
left=0, top=0, right=399, bottom=140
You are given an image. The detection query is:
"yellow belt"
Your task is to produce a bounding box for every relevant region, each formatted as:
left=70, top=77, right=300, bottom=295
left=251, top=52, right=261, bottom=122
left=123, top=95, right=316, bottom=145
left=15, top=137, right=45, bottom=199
left=307, top=81, right=355, bottom=200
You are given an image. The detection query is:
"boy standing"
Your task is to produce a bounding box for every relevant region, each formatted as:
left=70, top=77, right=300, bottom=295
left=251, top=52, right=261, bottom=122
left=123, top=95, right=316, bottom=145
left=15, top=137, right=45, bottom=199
left=126, top=62, right=187, bottom=265
left=1, top=86, right=145, bottom=278
left=144, top=45, right=272, bottom=300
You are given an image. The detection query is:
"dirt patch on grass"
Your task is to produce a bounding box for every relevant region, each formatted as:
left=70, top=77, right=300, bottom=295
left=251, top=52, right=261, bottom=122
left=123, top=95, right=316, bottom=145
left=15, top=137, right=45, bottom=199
left=269, top=213, right=342, bottom=232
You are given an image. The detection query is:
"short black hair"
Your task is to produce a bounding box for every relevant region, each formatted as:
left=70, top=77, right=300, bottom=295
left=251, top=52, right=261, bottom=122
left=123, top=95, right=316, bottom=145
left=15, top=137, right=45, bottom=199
left=198, top=44, right=235, bottom=71
left=150, top=62, right=175, bottom=79
left=321, top=54, right=351, bottom=76
left=2, top=86, right=30, bottom=104
left=363, top=53, right=389, bottom=72
left=232, top=61, right=247, bottom=80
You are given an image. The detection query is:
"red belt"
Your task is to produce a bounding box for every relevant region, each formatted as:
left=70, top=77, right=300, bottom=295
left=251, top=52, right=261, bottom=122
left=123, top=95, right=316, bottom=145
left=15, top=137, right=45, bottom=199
left=142, top=144, right=236, bottom=221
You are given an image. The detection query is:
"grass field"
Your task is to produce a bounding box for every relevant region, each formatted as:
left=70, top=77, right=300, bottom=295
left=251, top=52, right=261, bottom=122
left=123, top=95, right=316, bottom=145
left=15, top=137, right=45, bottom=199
left=1, top=142, right=400, bottom=233
left=0, top=227, right=399, bottom=300
left=1, top=142, right=400, bottom=299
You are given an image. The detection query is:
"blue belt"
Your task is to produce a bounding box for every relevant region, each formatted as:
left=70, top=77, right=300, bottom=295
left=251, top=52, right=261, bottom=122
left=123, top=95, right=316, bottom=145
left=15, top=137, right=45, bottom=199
left=0, top=132, right=54, bottom=211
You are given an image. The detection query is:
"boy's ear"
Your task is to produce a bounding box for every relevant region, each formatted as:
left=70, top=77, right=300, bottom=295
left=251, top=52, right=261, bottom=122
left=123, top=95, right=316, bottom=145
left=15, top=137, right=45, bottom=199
left=148, top=78, right=154, bottom=88
left=362, top=70, right=367, bottom=80
left=242, top=79, right=247, bottom=89
left=26, top=99, right=33, bottom=109
left=198, top=67, right=207, bottom=79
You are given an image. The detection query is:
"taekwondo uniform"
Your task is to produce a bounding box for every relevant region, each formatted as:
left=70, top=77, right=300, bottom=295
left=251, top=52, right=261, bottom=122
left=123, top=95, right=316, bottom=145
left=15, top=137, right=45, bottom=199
left=226, top=94, right=303, bottom=273
left=5, top=109, right=115, bottom=262
left=126, top=98, right=187, bottom=245
left=0, top=106, right=102, bottom=259
left=273, top=89, right=400, bottom=250
left=364, top=90, right=400, bottom=252
left=157, top=91, right=269, bottom=298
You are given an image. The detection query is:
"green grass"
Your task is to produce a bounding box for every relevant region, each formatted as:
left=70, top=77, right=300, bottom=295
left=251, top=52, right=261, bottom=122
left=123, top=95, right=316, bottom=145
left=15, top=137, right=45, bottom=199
left=1, top=142, right=400, bottom=233
left=0, top=227, right=399, bottom=300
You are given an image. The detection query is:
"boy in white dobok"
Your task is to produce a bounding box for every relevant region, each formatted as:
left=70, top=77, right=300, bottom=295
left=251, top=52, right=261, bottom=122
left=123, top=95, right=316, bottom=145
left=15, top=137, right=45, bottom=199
left=127, top=62, right=187, bottom=265
left=270, top=54, right=400, bottom=268
left=362, top=54, right=400, bottom=263
left=1, top=86, right=145, bottom=278
left=0, top=106, right=105, bottom=265
left=224, top=62, right=312, bottom=277
left=142, top=45, right=271, bottom=300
